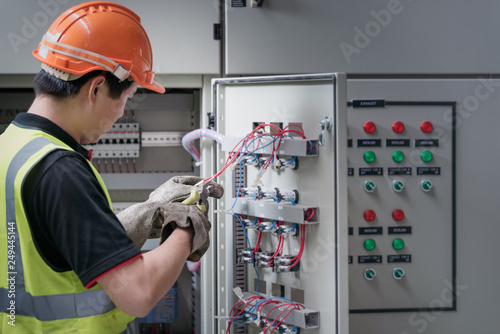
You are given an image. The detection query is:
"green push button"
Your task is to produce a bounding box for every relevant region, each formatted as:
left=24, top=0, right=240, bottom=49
left=421, top=150, right=433, bottom=162
left=364, top=181, right=376, bottom=193
left=393, top=268, right=405, bottom=280
left=364, top=151, right=376, bottom=163
left=364, top=268, right=376, bottom=280
left=392, top=150, right=405, bottom=163
left=364, top=239, right=376, bottom=251
left=421, top=180, right=433, bottom=192
left=393, top=238, right=405, bottom=250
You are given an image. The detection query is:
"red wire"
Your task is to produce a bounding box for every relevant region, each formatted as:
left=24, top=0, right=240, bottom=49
left=304, top=208, right=315, bottom=221
left=287, top=225, right=306, bottom=269
left=204, top=123, right=308, bottom=183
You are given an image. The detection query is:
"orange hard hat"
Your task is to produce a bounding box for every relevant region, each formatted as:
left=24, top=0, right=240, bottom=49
left=33, top=1, right=165, bottom=94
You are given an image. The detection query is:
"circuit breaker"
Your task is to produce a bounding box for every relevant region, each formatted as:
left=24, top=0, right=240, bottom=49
left=210, top=74, right=348, bottom=334
left=346, top=101, right=456, bottom=312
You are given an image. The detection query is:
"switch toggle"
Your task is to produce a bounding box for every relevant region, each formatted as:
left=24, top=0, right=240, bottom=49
left=392, top=180, right=405, bottom=192
left=393, top=268, right=405, bottom=280
left=421, top=180, right=433, bottom=192
left=364, top=268, right=376, bottom=280
left=364, top=181, right=376, bottom=193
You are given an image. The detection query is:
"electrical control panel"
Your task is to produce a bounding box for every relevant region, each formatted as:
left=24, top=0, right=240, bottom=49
left=210, top=74, right=348, bottom=334
left=346, top=101, right=456, bottom=312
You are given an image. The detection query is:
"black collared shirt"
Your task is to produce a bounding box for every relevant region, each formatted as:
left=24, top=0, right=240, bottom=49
left=15, top=113, right=141, bottom=288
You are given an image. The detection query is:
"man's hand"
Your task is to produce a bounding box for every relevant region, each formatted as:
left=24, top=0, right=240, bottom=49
left=152, top=202, right=211, bottom=261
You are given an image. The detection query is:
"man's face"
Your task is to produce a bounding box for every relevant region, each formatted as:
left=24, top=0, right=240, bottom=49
left=81, top=80, right=138, bottom=144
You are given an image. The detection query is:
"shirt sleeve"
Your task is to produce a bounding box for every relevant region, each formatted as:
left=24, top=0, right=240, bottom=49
left=25, top=150, right=142, bottom=288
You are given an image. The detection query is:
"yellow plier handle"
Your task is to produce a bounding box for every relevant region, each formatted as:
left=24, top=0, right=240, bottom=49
left=181, top=190, right=206, bottom=213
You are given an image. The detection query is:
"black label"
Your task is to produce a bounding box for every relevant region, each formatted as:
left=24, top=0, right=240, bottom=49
left=357, top=139, right=381, bottom=147
left=388, top=254, right=412, bottom=263
left=359, top=227, right=383, bottom=235
left=359, top=167, right=383, bottom=176
left=348, top=256, right=353, bottom=264
left=388, top=167, right=412, bottom=175
left=388, top=226, right=412, bottom=234
left=358, top=255, right=383, bottom=264
left=231, top=0, right=246, bottom=6
left=415, top=139, right=439, bottom=147
left=386, top=139, right=410, bottom=147
left=348, top=227, right=353, bottom=235
left=351, top=99, right=385, bottom=108
left=417, top=167, right=441, bottom=175
left=347, top=139, right=353, bottom=148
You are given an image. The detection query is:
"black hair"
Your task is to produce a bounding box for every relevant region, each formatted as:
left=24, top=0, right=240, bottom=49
left=33, top=69, right=133, bottom=100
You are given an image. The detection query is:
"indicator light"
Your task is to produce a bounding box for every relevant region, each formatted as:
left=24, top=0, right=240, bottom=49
left=392, top=121, right=405, bottom=133
left=421, top=121, right=433, bottom=133
left=364, top=210, right=376, bottom=222
left=364, top=181, right=376, bottom=193
left=363, top=121, right=376, bottom=134
left=392, top=180, right=405, bottom=192
left=421, top=150, right=433, bottom=162
left=393, top=268, right=405, bottom=280
left=392, top=150, right=405, bottom=163
left=392, top=209, right=405, bottom=221
left=421, top=180, right=433, bottom=192
left=364, top=268, right=376, bottom=280
left=364, top=239, right=376, bottom=251
left=364, top=151, right=376, bottom=163
left=393, top=238, right=405, bottom=250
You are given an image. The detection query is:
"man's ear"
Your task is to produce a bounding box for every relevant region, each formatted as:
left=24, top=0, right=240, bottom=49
left=87, top=74, right=107, bottom=106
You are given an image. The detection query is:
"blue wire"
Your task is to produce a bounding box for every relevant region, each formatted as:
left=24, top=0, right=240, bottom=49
left=267, top=194, right=279, bottom=203
left=252, top=193, right=258, bottom=201
left=287, top=156, right=297, bottom=165
left=290, top=224, right=297, bottom=232
left=270, top=220, right=278, bottom=229
left=307, top=141, right=313, bottom=155
left=286, top=197, right=296, bottom=206
left=233, top=214, right=261, bottom=301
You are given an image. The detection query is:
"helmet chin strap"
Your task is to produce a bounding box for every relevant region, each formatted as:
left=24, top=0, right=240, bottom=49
left=38, top=33, right=132, bottom=82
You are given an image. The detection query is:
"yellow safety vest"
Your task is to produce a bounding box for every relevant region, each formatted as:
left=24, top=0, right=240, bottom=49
left=0, top=123, right=135, bottom=333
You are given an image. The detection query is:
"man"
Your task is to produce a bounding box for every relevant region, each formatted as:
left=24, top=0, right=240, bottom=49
left=0, top=2, right=222, bottom=333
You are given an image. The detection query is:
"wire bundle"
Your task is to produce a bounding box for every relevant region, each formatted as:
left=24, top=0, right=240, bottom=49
left=224, top=293, right=302, bottom=334
left=203, top=123, right=306, bottom=184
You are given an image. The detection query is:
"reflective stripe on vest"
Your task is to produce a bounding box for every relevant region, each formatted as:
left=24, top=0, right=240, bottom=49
left=1, top=136, right=116, bottom=321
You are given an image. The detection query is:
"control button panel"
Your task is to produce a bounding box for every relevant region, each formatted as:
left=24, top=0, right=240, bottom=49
left=347, top=101, right=455, bottom=312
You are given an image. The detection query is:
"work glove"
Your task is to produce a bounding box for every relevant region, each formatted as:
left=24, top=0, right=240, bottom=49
left=148, top=176, right=224, bottom=206
left=117, top=201, right=164, bottom=249
left=153, top=202, right=211, bottom=262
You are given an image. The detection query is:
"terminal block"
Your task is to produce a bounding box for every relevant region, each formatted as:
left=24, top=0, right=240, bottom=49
left=231, top=198, right=318, bottom=224
left=239, top=186, right=299, bottom=204
left=275, top=255, right=300, bottom=273
left=240, top=292, right=319, bottom=329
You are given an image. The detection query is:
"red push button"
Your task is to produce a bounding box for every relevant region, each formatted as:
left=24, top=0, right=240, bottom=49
left=421, top=121, right=433, bottom=133
left=392, top=209, right=405, bottom=221
left=392, top=121, right=405, bottom=133
left=364, top=210, right=376, bottom=222
left=363, top=121, right=376, bottom=134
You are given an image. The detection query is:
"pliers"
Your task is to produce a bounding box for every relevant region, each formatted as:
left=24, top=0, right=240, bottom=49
left=181, top=183, right=211, bottom=213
